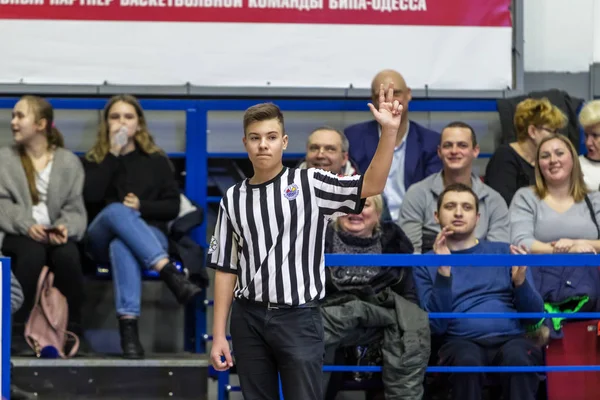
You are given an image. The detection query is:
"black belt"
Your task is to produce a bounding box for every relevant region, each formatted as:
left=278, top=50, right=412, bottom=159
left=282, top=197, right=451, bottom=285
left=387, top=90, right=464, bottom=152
left=236, top=297, right=319, bottom=310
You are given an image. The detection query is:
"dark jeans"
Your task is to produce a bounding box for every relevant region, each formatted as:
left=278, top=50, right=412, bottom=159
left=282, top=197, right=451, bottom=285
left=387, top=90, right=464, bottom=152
left=438, top=336, right=543, bottom=400
left=230, top=299, right=325, bottom=400
left=2, top=234, right=84, bottom=326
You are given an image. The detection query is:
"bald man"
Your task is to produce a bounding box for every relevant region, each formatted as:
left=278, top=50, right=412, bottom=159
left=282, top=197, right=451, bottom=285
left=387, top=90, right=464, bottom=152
left=345, top=70, right=442, bottom=220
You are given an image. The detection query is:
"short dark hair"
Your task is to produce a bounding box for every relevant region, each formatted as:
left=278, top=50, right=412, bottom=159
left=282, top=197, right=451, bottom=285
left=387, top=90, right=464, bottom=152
left=437, top=183, right=479, bottom=213
left=243, top=103, right=284, bottom=135
left=441, top=121, right=478, bottom=147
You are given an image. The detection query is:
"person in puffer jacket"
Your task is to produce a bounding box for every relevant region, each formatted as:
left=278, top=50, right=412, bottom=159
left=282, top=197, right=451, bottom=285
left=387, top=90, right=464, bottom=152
left=8, top=269, right=36, bottom=399
left=321, top=194, right=430, bottom=400
left=11, top=270, right=23, bottom=315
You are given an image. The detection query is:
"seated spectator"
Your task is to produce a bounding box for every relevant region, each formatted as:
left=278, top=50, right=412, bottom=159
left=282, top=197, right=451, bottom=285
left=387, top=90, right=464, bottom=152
left=510, top=134, right=600, bottom=337
left=81, top=95, right=202, bottom=359
left=297, top=126, right=359, bottom=176
left=321, top=194, right=430, bottom=400
left=0, top=95, right=87, bottom=354
left=485, top=98, right=567, bottom=205
left=413, top=183, right=544, bottom=400
left=399, top=121, right=509, bottom=253
left=345, top=69, right=441, bottom=220
left=578, top=100, right=600, bottom=191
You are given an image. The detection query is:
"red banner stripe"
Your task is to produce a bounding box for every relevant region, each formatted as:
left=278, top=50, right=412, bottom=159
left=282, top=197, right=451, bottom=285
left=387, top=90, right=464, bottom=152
left=0, top=0, right=511, bottom=27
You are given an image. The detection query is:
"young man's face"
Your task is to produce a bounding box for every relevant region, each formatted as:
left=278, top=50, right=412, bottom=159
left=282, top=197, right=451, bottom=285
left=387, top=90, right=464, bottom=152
left=434, top=190, right=479, bottom=238
left=243, top=118, right=288, bottom=170
left=438, top=127, right=479, bottom=173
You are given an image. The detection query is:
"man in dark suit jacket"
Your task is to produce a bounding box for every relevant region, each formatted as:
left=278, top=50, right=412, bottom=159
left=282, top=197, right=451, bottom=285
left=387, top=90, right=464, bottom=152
left=345, top=69, right=442, bottom=220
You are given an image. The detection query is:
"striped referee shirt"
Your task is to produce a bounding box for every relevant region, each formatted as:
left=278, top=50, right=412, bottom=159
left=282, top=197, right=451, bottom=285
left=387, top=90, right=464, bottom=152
left=208, top=167, right=364, bottom=306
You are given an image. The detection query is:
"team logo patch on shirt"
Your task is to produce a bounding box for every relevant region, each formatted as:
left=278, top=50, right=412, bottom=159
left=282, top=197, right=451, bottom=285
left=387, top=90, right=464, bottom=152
left=208, top=236, right=218, bottom=254
left=283, top=183, right=300, bottom=200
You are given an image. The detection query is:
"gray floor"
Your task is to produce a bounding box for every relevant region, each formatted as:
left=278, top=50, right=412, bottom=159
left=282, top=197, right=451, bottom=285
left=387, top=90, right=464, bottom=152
left=207, top=379, right=366, bottom=400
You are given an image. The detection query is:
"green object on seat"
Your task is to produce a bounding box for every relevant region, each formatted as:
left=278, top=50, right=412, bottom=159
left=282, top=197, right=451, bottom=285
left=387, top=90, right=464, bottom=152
left=539, top=296, right=590, bottom=331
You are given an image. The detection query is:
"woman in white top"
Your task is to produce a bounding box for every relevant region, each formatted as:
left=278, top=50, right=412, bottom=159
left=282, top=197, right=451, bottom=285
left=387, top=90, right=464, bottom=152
left=0, top=95, right=87, bottom=354
left=578, top=100, right=600, bottom=191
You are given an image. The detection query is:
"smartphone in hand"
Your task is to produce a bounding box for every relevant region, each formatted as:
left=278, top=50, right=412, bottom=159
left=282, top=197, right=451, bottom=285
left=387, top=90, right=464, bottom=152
left=45, top=226, right=65, bottom=237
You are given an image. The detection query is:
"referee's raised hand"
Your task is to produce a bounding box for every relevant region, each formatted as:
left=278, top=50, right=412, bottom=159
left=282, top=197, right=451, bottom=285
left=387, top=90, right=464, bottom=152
left=367, top=82, right=403, bottom=132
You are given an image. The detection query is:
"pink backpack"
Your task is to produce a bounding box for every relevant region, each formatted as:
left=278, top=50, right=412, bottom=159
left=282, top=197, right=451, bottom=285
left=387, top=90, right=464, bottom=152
left=24, top=266, right=79, bottom=358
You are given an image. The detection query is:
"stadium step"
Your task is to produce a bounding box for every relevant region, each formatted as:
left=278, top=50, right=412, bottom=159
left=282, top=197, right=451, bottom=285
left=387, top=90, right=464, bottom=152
left=12, top=353, right=209, bottom=400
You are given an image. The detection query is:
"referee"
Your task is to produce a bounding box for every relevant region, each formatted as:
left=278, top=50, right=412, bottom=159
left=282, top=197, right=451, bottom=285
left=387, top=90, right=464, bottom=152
left=208, top=83, right=403, bottom=400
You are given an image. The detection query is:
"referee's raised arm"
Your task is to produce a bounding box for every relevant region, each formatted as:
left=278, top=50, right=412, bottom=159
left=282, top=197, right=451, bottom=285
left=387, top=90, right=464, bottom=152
left=360, top=82, right=404, bottom=199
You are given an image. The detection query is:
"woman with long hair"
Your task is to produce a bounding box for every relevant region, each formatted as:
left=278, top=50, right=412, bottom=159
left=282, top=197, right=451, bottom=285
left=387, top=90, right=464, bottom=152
left=82, top=95, right=201, bottom=359
left=510, top=134, right=600, bottom=337
left=0, top=95, right=87, bottom=353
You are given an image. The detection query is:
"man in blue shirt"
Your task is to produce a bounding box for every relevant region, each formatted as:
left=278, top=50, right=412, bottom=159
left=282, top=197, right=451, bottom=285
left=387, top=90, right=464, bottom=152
left=412, top=183, right=544, bottom=400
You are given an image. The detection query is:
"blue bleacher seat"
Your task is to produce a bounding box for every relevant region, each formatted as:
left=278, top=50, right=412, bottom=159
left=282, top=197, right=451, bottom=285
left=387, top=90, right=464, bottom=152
left=95, top=262, right=184, bottom=279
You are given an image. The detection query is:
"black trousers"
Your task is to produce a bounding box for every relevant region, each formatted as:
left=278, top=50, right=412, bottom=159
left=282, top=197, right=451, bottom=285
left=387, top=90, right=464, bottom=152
left=438, top=336, right=543, bottom=400
left=2, top=234, right=84, bottom=326
left=230, top=299, right=325, bottom=400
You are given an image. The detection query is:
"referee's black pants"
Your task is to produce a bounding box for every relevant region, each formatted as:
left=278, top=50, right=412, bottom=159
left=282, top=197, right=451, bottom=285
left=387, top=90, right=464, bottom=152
left=230, top=299, right=325, bottom=400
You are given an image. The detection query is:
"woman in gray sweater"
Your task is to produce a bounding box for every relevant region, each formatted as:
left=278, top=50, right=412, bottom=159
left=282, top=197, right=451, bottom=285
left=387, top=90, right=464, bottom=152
left=510, top=134, right=600, bottom=336
left=0, top=95, right=87, bottom=354
left=510, top=134, right=600, bottom=253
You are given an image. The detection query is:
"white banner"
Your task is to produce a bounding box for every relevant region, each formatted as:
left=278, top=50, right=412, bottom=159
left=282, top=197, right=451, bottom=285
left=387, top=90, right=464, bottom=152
left=0, top=0, right=512, bottom=90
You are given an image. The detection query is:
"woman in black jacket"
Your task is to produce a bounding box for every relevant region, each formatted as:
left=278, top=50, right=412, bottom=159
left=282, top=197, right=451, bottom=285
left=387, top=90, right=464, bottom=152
left=82, top=95, right=201, bottom=359
left=323, top=194, right=420, bottom=400
left=324, top=194, right=417, bottom=301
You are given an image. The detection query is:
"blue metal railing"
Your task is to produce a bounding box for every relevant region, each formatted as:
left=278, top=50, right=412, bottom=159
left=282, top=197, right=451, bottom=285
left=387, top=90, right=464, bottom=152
left=0, top=96, right=506, bottom=392
left=213, top=253, right=600, bottom=400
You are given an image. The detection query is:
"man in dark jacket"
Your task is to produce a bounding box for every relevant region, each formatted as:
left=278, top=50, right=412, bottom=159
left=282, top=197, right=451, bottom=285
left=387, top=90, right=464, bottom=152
left=345, top=69, right=442, bottom=221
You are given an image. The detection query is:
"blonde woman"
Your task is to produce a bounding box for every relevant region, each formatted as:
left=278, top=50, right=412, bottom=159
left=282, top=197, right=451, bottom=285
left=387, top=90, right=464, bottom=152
left=82, top=95, right=201, bottom=359
left=578, top=100, right=600, bottom=191
left=485, top=98, right=567, bottom=206
left=510, top=134, right=600, bottom=337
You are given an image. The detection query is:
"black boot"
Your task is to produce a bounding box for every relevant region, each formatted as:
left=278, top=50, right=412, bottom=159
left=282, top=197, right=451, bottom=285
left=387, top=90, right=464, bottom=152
left=118, top=318, right=144, bottom=359
left=160, top=262, right=202, bottom=304
left=10, top=362, right=36, bottom=400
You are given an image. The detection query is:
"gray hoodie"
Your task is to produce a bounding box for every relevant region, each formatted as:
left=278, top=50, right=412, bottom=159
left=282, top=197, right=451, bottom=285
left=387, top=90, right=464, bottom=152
left=398, top=172, right=510, bottom=253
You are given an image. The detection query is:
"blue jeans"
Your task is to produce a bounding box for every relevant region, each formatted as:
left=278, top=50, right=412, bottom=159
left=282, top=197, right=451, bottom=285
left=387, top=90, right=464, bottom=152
left=86, top=203, right=169, bottom=317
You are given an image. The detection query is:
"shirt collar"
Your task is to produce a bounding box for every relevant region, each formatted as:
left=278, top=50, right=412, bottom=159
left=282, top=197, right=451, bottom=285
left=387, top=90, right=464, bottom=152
left=378, top=121, right=410, bottom=150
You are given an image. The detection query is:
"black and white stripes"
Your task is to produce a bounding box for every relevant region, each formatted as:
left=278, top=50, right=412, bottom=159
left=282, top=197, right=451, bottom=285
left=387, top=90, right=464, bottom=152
left=208, top=167, right=363, bottom=306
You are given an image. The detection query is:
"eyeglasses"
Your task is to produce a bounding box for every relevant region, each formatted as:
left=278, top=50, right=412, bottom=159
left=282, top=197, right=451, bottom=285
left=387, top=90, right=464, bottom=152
left=537, top=126, right=560, bottom=135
